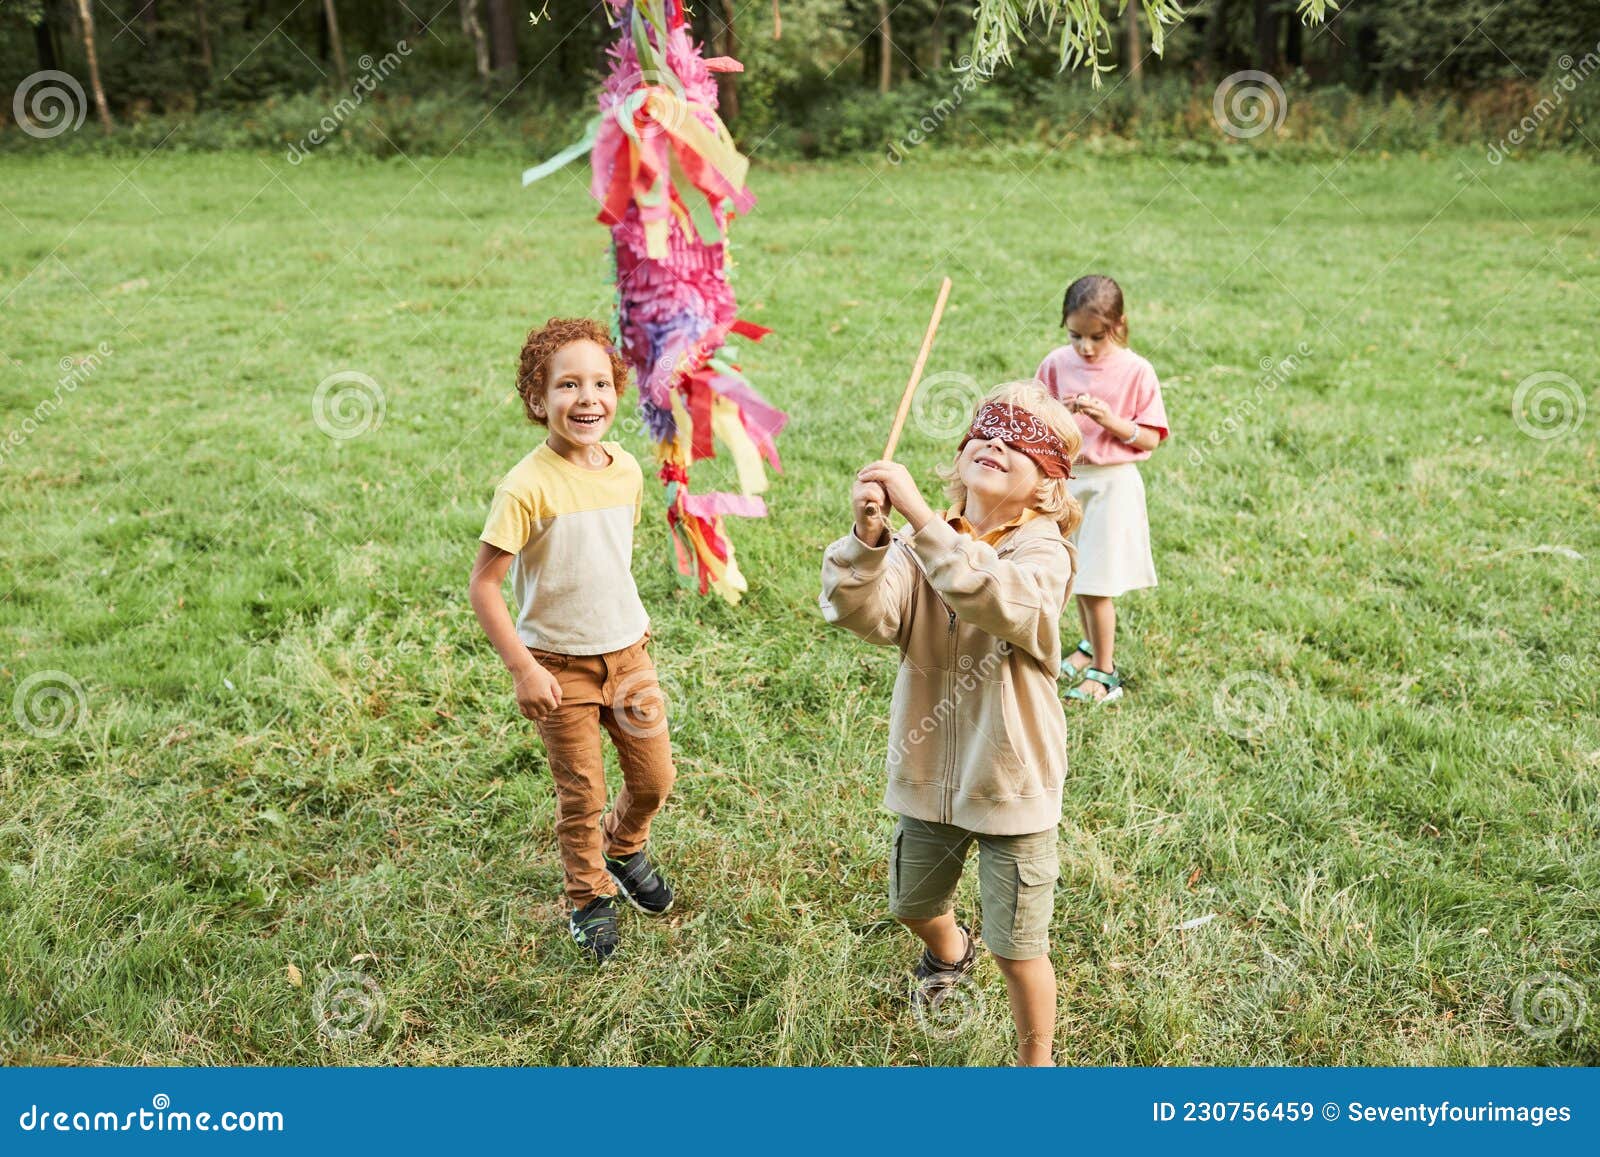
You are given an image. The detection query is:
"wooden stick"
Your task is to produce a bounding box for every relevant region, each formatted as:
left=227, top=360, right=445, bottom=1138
left=861, top=276, right=952, bottom=524
left=882, top=276, right=953, bottom=461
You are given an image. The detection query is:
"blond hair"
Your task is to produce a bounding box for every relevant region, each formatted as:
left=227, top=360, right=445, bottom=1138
left=940, top=380, right=1083, bottom=537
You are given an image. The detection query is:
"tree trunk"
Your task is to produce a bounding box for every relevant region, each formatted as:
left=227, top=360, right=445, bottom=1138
left=322, top=0, right=349, bottom=87
left=460, top=0, right=491, bottom=84
left=929, top=5, right=943, bottom=70
left=1252, top=0, right=1279, bottom=71
left=719, top=0, right=740, bottom=121
left=877, top=1, right=891, bottom=94
left=74, top=0, right=113, bottom=131
left=1284, top=6, right=1303, bottom=70
left=34, top=11, right=59, bottom=72
left=1125, top=3, right=1143, bottom=89
left=486, top=0, right=518, bottom=73
left=141, top=0, right=157, bottom=45
left=195, top=0, right=213, bottom=75
left=1205, top=0, right=1230, bottom=70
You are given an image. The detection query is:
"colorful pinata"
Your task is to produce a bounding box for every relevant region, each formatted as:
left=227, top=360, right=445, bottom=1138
left=524, top=0, right=786, bottom=603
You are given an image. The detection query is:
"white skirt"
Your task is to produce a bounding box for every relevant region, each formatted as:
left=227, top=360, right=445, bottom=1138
left=1068, top=462, right=1157, bottom=597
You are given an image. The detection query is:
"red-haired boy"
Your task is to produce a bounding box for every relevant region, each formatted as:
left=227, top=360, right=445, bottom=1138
left=469, top=318, right=676, bottom=964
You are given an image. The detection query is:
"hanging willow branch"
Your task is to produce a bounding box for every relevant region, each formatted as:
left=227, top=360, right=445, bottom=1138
left=970, top=0, right=1338, bottom=82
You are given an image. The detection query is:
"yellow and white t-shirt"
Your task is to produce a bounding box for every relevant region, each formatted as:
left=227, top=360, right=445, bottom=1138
left=480, top=441, right=649, bottom=656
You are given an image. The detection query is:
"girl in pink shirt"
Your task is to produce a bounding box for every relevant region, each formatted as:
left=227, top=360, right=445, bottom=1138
left=1034, top=275, right=1169, bottom=705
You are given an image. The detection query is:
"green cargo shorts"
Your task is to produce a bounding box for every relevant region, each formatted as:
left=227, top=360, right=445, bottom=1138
left=887, top=815, right=1060, bottom=960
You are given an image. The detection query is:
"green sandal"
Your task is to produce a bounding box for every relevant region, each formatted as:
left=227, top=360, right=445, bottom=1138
left=1059, top=639, right=1094, bottom=679
left=1065, top=667, right=1123, bottom=705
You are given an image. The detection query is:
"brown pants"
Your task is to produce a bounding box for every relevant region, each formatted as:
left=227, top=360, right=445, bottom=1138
left=529, top=635, right=676, bottom=907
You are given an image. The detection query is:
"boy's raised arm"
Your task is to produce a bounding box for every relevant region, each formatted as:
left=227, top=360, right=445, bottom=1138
left=909, top=522, right=1072, bottom=663
left=818, top=478, right=915, bottom=647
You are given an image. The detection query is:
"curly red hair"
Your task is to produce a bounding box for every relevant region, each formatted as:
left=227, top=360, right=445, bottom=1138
left=516, top=317, right=631, bottom=425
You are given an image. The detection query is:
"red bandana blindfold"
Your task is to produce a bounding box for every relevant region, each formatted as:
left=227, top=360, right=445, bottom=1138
left=960, top=402, right=1074, bottom=478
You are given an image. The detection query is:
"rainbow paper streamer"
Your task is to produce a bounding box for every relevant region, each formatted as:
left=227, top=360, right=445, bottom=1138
left=524, top=0, right=786, bottom=603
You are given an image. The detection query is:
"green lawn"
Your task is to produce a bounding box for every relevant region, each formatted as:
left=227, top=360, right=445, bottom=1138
left=1, top=146, right=1596, bottom=1065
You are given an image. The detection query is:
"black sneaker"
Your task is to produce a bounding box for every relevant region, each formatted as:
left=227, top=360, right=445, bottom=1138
left=911, top=923, right=977, bottom=1011
left=569, top=896, right=620, bottom=963
left=604, top=848, right=675, bottom=916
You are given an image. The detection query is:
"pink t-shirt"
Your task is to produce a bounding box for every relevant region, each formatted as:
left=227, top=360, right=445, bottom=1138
left=1034, top=344, right=1169, bottom=466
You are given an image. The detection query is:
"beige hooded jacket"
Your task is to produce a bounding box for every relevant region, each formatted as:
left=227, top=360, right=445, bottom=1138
left=819, top=515, right=1075, bottom=835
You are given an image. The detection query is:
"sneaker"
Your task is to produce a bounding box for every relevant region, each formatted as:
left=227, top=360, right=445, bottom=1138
left=911, top=923, right=978, bottom=1011
left=604, top=848, right=675, bottom=916
left=569, top=896, right=620, bottom=963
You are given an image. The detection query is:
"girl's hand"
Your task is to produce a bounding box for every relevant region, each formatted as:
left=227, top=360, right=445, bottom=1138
left=514, top=661, right=562, bottom=721
left=1073, top=393, right=1111, bottom=424
left=851, top=478, right=890, bottom=545
left=857, top=461, right=936, bottom=532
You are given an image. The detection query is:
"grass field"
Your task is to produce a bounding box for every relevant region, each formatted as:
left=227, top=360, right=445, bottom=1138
left=1, top=145, right=1597, bottom=1066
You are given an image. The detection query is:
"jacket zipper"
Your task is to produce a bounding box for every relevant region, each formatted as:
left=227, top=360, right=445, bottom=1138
left=943, top=607, right=956, bottom=824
